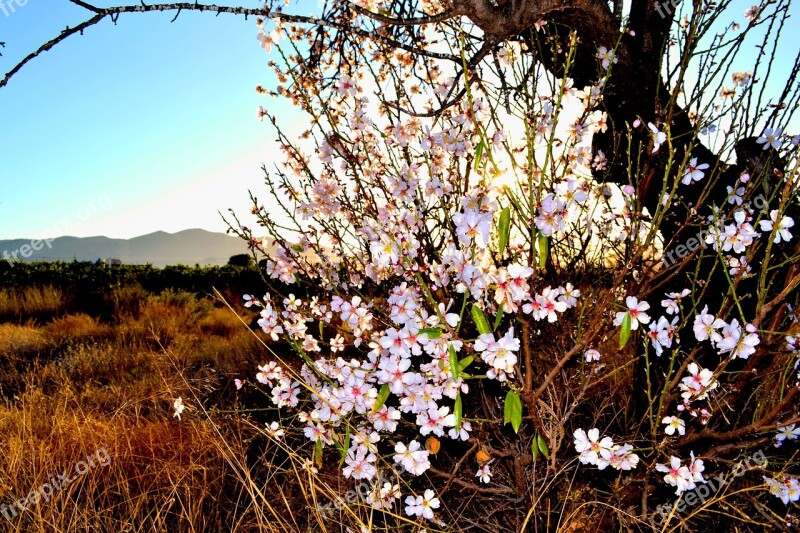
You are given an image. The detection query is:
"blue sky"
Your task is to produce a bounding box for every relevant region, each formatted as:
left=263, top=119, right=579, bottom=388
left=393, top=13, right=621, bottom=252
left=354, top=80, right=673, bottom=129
left=0, top=1, right=295, bottom=239
left=0, top=1, right=796, bottom=240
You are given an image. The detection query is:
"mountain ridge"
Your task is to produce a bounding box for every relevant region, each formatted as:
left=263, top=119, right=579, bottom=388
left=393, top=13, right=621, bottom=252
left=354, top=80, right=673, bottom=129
left=0, top=229, right=255, bottom=267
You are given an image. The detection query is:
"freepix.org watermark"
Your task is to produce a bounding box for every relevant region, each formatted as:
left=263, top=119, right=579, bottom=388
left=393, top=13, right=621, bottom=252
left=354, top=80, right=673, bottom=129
left=661, top=193, right=768, bottom=268
left=2, top=192, right=113, bottom=267
left=0, top=0, right=28, bottom=17
left=654, top=0, right=682, bottom=19
left=649, top=448, right=767, bottom=528
left=1, top=447, right=111, bottom=522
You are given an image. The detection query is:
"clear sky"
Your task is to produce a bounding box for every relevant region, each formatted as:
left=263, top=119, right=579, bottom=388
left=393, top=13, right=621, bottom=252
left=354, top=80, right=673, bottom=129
left=0, top=1, right=796, bottom=241
left=0, top=1, right=297, bottom=240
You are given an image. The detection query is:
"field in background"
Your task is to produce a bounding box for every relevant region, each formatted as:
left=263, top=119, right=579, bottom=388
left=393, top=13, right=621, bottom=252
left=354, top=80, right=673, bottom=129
left=0, top=261, right=313, bottom=532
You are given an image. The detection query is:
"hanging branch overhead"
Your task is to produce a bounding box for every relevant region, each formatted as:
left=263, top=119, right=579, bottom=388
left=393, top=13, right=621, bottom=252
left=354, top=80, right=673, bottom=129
left=1, top=0, right=469, bottom=89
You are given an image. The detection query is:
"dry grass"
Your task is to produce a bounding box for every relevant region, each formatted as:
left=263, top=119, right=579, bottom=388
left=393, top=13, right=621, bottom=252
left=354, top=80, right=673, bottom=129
left=0, top=388, right=263, bottom=531
left=125, top=290, right=212, bottom=349
left=0, top=324, right=55, bottom=398
left=43, top=313, right=113, bottom=344
left=0, top=323, right=52, bottom=356
left=0, top=286, right=305, bottom=532
left=0, top=286, right=66, bottom=321
left=198, top=307, right=248, bottom=338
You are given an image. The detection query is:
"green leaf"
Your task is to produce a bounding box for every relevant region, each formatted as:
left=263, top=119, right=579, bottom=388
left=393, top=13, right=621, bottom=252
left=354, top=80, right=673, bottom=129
left=449, top=345, right=460, bottom=380
left=619, top=311, right=632, bottom=348
left=454, top=393, right=463, bottom=432
left=458, top=355, right=475, bottom=371
left=537, top=434, right=550, bottom=459
left=530, top=436, right=539, bottom=462
left=338, top=426, right=351, bottom=468
left=504, top=390, right=523, bottom=433
left=498, top=207, right=511, bottom=253
left=419, top=327, right=442, bottom=339
left=314, top=438, right=323, bottom=468
left=372, top=384, right=391, bottom=413
left=474, top=139, right=485, bottom=171
left=537, top=232, right=549, bottom=270
left=471, top=304, right=492, bottom=335
left=493, top=307, right=504, bottom=331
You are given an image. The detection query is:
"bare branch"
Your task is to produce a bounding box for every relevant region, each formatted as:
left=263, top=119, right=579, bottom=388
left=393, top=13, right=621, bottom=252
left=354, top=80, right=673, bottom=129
left=347, top=3, right=463, bottom=26
left=0, top=1, right=461, bottom=89
left=0, top=14, right=105, bottom=89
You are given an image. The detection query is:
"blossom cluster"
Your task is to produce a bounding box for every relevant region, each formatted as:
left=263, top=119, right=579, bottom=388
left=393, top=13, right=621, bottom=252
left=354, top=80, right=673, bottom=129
left=764, top=475, right=800, bottom=504
left=693, top=306, right=760, bottom=360
left=573, top=428, right=640, bottom=471
left=655, top=453, right=707, bottom=495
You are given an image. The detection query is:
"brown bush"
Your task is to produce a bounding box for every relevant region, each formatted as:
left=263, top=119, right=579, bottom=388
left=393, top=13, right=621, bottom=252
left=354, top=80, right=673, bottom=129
left=43, top=313, right=113, bottom=344
left=0, top=286, right=66, bottom=321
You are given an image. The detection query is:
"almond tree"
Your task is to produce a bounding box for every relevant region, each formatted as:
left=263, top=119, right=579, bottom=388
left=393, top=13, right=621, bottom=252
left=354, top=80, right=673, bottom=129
left=4, top=1, right=799, bottom=530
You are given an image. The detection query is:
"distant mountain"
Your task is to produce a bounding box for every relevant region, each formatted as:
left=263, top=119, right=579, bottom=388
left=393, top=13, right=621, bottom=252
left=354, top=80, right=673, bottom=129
left=0, top=229, right=257, bottom=267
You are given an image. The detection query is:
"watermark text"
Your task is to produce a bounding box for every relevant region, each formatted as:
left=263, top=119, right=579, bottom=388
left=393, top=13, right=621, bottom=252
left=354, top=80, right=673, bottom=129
left=1, top=447, right=111, bottom=522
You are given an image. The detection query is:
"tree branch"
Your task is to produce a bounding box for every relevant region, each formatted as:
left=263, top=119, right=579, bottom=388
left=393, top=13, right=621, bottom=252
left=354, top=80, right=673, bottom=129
left=347, top=3, right=463, bottom=26
left=1, top=14, right=105, bottom=89
left=1, top=1, right=461, bottom=89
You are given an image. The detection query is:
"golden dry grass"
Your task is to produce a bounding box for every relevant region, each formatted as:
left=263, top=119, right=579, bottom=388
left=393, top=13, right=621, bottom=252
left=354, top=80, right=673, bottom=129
left=0, top=286, right=65, bottom=321
left=43, top=313, right=113, bottom=344
left=0, top=287, right=313, bottom=532
left=0, top=323, right=52, bottom=356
